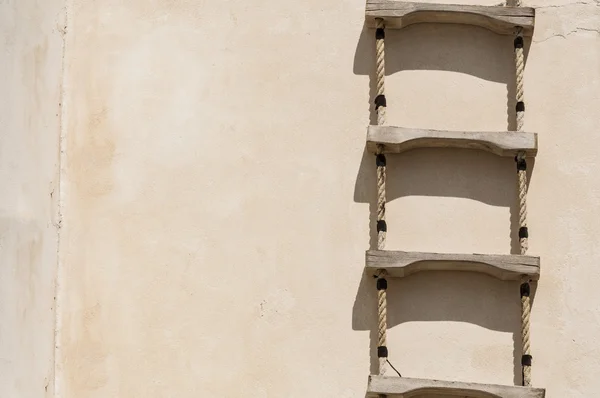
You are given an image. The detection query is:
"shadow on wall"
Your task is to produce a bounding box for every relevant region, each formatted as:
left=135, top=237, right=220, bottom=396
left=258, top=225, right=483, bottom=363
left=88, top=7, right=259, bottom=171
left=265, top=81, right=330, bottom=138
left=350, top=23, right=536, bottom=386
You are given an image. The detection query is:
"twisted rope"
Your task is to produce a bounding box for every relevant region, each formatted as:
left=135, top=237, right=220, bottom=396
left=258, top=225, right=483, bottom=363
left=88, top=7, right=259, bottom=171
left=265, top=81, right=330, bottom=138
left=521, top=281, right=532, bottom=385
left=377, top=270, right=388, bottom=375
left=377, top=156, right=386, bottom=249
left=514, top=21, right=532, bottom=386
left=376, top=19, right=386, bottom=127
left=517, top=155, right=528, bottom=255
left=374, top=18, right=388, bottom=380
left=515, top=27, right=525, bottom=134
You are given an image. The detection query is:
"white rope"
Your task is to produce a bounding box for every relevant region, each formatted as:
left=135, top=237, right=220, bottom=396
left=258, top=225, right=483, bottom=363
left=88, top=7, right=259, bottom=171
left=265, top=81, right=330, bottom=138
left=515, top=27, right=525, bottom=135
left=517, top=154, right=528, bottom=256
left=521, top=280, right=532, bottom=386
left=374, top=18, right=388, bottom=379
left=375, top=19, right=386, bottom=127
left=514, top=22, right=532, bottom=386
left=377, top=270, right=388, bottom=375
left=377, top=158, right=386, bottom=250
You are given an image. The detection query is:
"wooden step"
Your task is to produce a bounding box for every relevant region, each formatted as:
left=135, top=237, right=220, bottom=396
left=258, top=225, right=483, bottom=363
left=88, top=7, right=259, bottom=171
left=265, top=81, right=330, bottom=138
left=367, top=375, right=546, bottom=397
left=367, top=125, right=538, bottom=157
left=366, top=250, right=540, bottom=281
left=366, top=1, right=535, bottom=36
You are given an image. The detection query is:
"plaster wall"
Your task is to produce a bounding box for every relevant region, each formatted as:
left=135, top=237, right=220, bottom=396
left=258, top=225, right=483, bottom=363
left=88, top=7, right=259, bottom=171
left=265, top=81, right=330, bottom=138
left=0, top=0, right=64, bottom=397
left=53, top=0, right=600, bottom=396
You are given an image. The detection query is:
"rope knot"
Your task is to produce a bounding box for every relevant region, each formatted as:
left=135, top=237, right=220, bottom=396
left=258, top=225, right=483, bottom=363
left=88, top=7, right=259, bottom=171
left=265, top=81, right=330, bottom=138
left=515, top=153, right=527, bottom=171
left=376, top=277, right=388, bottom=290
left=514, top=35, right=524, bottom=49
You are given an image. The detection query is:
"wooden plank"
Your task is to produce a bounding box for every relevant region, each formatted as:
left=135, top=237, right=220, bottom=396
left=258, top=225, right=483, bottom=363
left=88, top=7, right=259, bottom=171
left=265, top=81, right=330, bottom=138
left=367, top=125, right=538, bottom=157
left=366, top=1, right=535, bottom=36
left=367, top=376, right=546, bottom=397
left=366, top=250, right=540, bottom=281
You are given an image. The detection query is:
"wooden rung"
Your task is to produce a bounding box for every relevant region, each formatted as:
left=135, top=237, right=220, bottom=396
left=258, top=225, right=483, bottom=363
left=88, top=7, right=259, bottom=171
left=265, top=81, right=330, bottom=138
left=365, top=1, right=535, bottom=36
left=367, top=125, right=538, bottom=157
left=367, top=375, right=546, bottom=397
left=366, top=250, right=540, bottom=281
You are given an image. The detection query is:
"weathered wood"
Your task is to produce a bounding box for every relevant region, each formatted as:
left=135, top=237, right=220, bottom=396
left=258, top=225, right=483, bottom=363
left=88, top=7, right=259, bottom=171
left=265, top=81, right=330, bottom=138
left=367, top=376, right=546, bottom=397
left=366, top=250, right=540, bottom=281
left=367, top=125, right=538, bottom=157
left=366, top=1, right=535, bottom=36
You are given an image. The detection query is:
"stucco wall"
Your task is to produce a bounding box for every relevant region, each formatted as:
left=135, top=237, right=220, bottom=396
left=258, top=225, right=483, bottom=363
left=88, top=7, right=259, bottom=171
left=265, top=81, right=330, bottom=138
left=0, top=0, right=64, bottom=397
left=51, top=0, right=600, bottom=397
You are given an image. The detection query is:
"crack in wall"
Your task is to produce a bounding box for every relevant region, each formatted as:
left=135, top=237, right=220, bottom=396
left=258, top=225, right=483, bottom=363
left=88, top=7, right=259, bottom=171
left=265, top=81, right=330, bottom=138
left=535, top=1, right=598, bottom=9
left=53, top=1, right=71, bottom=397
left=532, top=1, right=600, bottom=43
left=535, top=27, right=600, bottom=43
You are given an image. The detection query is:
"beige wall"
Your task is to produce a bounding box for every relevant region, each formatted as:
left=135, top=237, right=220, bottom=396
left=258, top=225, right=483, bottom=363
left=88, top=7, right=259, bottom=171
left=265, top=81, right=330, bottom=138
left=0, top=0, right=64, bottom=397
left=2, top=0, right=599, bottom=397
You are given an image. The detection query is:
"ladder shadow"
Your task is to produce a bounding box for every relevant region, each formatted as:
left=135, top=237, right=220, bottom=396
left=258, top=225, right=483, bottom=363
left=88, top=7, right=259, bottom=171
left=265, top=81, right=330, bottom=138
left=352, top=268, right=540, bottom=386
left=352, top=150, right=537, bottom=384
left=353, top=22, right=532, bottom=129
left=351, top=22, right=536, bottom=386
left=354, top=145, right=536, bottom=254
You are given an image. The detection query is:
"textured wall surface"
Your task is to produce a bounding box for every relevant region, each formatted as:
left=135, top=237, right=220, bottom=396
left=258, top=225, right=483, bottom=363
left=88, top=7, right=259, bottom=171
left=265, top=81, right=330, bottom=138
left=53, top=0, right=600, bottom=397
left=0, top=0, right=64, bottom=397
